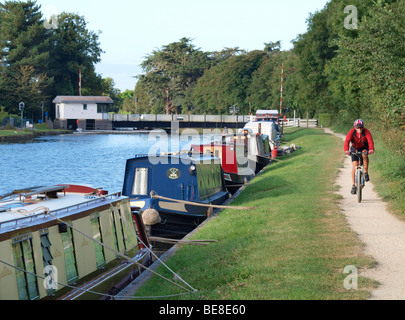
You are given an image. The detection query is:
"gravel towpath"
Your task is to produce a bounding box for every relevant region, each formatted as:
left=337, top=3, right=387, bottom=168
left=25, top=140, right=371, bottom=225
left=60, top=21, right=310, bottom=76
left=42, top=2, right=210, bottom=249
left=326, top=128, right=405, bottom=300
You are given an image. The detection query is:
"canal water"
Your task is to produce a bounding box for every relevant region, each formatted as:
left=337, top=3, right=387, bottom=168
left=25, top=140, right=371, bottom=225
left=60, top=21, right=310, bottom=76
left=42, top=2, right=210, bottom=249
left=0, top=131, right=219, bottom=196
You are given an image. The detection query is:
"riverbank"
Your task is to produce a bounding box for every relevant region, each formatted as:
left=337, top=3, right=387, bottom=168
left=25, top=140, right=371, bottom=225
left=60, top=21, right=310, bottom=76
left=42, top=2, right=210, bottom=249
left=124, top=128, right=377, bottom=300
left=0, top=129, right=71, bottom=143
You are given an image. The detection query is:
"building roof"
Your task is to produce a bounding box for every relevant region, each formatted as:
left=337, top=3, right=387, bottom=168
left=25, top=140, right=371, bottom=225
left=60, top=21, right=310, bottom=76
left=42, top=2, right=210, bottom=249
left=53, top=96, right=114, bottom=104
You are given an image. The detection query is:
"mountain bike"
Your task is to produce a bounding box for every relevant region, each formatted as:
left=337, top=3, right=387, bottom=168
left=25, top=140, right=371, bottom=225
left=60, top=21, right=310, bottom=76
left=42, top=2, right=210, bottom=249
left=351, top=151, right=367, bottom=203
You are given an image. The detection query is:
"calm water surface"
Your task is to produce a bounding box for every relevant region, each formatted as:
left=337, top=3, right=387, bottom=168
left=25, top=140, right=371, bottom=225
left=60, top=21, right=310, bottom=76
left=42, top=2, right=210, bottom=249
left=0, top=132, right=215, bottom=196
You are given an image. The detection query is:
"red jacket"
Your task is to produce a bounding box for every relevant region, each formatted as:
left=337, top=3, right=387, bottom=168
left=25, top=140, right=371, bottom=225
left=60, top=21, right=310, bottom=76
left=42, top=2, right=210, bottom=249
left=344, top=128, right=375, bottom=152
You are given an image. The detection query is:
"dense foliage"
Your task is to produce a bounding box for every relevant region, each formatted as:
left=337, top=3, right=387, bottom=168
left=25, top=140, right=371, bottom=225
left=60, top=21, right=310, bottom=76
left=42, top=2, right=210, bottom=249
left=135, top=0, right=403, bottom=159
left=135, top=0, right=403, bottom=131
left=0, top=0, right=106, bottom=119
left=1, top=0, right=403, bottom=152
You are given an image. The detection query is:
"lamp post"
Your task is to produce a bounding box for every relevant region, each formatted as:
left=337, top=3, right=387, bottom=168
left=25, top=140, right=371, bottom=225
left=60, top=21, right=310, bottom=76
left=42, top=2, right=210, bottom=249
left=19, top=102, right=25, bottom=129
left=41, top=101, right=44, bottom=123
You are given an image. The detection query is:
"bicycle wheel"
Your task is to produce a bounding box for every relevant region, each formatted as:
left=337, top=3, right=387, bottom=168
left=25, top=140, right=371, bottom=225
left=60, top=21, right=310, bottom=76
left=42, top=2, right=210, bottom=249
left=357, top=170, right=362, bottom=203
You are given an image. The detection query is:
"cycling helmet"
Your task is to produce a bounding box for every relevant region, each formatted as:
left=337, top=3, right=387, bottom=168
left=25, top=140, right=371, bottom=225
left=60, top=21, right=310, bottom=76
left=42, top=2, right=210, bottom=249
left=354, top=119, right=364, bottom=128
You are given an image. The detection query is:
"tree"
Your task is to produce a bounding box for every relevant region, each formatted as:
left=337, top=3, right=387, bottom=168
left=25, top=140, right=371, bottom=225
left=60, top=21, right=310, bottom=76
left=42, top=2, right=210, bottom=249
left=100, top=77, right=121, bottom=113
left=248, top=50, right=298, bottom=116
left=46, top=12, right=104, bottom=98
left=139, top=37, right=211, bottom=114
left=0, top=0, right=52, bottom=116
left=326, top=0, right=404, bottom=141
left=192, top=50, right=266, bottom=115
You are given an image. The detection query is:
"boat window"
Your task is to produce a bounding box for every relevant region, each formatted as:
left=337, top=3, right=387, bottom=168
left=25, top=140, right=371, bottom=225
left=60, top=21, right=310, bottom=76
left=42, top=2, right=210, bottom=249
left=61, top=227, right=78, bottom=284
left=236, top=145, right=248, bottom=168
left=132, top=168, right=148, bottom=195
left=110, top=209, right=120, bottom=252
left=40, top=233, right=53, bottom=267
left=12, top=237, right=39, bottom=300
left=197, top=164, right=223, bottom=201
left=91, top=214, right=106, bottom=267
left=117, top=208, right=127, bottom=252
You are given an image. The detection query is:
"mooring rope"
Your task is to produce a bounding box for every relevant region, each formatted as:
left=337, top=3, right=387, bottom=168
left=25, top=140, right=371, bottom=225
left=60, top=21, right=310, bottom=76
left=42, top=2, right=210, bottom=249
left=108, top=203, right=198, bottom=295
left=150, top=191, right=256, bottom=211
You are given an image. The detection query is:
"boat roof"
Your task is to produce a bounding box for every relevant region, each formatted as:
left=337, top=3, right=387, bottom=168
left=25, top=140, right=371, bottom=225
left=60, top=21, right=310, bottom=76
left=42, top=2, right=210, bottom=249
left=0, top=184, right=125, bottom=236
left=129, top=152, right=220, bottom=164
left=256, top=110, right=279, bottom=115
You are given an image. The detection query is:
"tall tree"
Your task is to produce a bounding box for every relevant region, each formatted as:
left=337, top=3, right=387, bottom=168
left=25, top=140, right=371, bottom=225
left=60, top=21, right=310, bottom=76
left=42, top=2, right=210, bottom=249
left=139, top=37, right=210, bottom=114
left=192, top=50, right=266, bottom=115
left=0, top=0, right=52, bottom=116
left=46, top=12, right=104, bottom=98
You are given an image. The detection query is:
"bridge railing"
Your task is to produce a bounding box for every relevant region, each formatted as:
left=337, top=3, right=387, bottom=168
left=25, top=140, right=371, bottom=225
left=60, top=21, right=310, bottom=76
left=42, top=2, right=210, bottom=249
left=107, top=114, right=252, bottom=123
left=105, top=114, right=318, bottom=127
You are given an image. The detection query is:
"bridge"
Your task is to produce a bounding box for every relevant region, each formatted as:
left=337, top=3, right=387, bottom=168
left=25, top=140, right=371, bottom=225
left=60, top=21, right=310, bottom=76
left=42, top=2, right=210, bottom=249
left=54, top=114, right=318, bottom=131
left=110, top=114, right=252, bottom=130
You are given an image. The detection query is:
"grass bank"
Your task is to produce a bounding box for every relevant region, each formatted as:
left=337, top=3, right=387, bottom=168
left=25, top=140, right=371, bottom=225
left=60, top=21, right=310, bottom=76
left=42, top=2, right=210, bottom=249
left=0, top=129, right=34, bottom=136
left=0, top=124, right=70, bottom=142
left=133, top=128, right=377, bottom=300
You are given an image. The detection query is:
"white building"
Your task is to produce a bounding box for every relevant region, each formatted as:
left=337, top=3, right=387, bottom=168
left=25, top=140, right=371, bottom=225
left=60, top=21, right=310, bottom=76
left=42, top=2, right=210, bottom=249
left=53, top=96, right=114, bottom=130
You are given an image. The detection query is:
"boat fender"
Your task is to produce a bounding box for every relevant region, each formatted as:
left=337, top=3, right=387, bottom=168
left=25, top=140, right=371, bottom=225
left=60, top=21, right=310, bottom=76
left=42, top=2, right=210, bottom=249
left=142, top=209, right=162, bottom=226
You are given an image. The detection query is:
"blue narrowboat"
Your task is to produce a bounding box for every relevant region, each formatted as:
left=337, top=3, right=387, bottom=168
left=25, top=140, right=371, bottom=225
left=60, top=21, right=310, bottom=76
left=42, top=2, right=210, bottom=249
left=122, top=153, right=230, bottom=238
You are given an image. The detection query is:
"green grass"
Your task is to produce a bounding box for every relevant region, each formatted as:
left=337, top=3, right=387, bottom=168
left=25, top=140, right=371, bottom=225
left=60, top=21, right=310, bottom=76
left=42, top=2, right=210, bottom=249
left=133, top=128, right=377, bottom=300
left=0, top=130, right=34, bottom=136
left=370, top=137, right=405, bottom=219
left=0, top=123, right=67, bottom=137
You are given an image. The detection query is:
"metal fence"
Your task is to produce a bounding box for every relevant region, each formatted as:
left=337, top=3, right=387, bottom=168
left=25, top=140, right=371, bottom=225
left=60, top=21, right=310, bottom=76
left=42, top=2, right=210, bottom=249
left=1, top=115, right=319, bottom=129
left=1, top=117, right=33, bottom=129
left=107, top=114, right=251, bottom=123
left=281, top=119, right=319, bottom=128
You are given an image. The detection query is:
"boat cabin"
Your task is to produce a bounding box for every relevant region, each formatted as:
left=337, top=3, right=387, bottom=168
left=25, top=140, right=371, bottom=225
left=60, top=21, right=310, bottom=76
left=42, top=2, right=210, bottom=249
left=123, top=153, right=229, bottom=214
left=122, top=153, right=230, bottom=238
left=0, top=184, right=149, bottom=300
left=191, top=142, right=255, bottom=193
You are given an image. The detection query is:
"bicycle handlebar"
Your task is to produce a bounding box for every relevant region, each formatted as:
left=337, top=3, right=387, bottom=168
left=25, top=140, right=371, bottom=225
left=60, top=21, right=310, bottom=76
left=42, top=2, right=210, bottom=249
left=350, top=151, right=368, bottom=156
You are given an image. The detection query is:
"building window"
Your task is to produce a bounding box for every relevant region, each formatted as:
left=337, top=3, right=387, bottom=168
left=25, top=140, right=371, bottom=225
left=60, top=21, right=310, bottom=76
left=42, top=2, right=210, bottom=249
left=97, top=104, right=108, bottom=113
left=91, top=214, right=106, bottom=267
left=12, top=235, right=39, bottom=300
left=61, top=227, right=78, bottom=283
left=83, top=104, right=87, bottom=110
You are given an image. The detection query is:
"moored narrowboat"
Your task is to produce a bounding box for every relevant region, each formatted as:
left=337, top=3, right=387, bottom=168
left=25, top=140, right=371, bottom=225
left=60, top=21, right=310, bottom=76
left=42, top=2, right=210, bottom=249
left=122, top=153, right=230, bottom=238
left=222, top=129, right=272, bottom=174
left=243, top=110, right=281, bottom=150
left=0, top=184, right=151, bottom=300
left=190, top=142, right=255, bottom=194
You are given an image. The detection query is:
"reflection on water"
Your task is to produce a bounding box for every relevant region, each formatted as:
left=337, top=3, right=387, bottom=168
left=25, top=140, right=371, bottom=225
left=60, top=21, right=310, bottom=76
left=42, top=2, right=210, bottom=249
left=0, top=132, right=219, bottom=196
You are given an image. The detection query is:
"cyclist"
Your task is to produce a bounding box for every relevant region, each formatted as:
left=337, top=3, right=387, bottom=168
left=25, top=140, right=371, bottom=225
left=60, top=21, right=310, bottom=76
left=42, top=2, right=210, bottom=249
left=344, top=119, right=375, bottom=195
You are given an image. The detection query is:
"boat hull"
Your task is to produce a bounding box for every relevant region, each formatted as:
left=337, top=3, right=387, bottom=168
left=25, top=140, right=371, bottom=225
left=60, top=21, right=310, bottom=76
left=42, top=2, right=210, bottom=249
left=133, top=190, right=230, bottom=238
left=0, top=185, right=151, bottom=300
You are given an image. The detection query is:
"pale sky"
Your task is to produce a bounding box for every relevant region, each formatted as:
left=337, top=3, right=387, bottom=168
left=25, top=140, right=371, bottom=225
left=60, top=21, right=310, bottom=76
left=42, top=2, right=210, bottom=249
left=34, top=0, right=329, bottom=91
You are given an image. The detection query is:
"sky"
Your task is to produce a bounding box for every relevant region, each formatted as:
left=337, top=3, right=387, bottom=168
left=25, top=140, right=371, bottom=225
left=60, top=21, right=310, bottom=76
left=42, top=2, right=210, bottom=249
left=35, top=0, right=329, bottom=92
